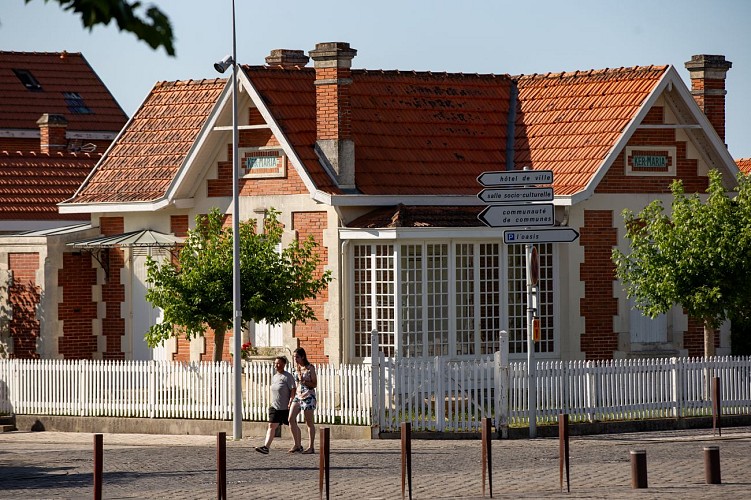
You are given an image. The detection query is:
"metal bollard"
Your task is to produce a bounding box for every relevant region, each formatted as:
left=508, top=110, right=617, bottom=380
left=481, top=417, right=493, bottom=497
left=319, top=427, right=331, bottom=500
left=704, top=446, right=721, bottom=484
left=401, top=422, right=412, bottom=500
left=216, top=432, right=227, bottom=500
left=93, top=433, right=103, bottom=500
left=559, top=413, right=570, bottom=493
left=630, top=450, right=648, bottom=489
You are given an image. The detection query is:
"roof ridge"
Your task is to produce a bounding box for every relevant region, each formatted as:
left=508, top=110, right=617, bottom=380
left=0, top=50, right=83, bottom=56
left=153, top=78, right=227, bottom=88
left=1, top=150, right=98, bottom=158
left=514, top=64, right=668, bottom=80
left=354, top=69, right=508, bottom=79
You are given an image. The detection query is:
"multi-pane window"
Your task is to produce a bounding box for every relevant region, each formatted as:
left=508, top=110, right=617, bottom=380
left=507, top=243, right=554, bottom=354
left=353, top=244, right=395, bottom=357
left=353, top=240, right=553, bottom=358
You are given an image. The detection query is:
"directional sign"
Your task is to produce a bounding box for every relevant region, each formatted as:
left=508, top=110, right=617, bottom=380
left=477, top=187, right=554, bottom=204
left=477, top=170, right=553, bottom=187
left=503, top=228, right=580, bottom=244
left=478, top=204, right=555, bottom=228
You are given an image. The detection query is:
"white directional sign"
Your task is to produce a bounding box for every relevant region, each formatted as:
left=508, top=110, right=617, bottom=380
left=477, top=187, right=554, bottom=204
left=477, top=170, right=553, bottom=187
left=503, top=228, right=580, bottom=244
left=478, top=204, right=555, bottom=228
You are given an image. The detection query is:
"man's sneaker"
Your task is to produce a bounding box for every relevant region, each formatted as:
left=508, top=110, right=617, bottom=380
left=255, top=446, right=269, bottom=454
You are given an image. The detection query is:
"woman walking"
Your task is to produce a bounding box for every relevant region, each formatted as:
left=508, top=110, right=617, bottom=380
left=288, top=347, right=317, bottom=454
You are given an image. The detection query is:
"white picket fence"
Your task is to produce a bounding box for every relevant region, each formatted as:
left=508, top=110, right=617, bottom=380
left=370, top=355, right=751, bottom=432
left=0, top=359, right=371, bottom=426
left=1, top=356, right=750, bottom=433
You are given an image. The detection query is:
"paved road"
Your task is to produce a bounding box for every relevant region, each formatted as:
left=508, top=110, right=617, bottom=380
left=1, top=426, right=750, bottom=499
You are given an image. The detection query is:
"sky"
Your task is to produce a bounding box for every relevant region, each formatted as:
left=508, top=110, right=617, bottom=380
left=2, top=0, right=750, bottom=159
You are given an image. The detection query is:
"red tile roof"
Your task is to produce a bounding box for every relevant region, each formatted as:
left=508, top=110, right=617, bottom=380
left=347, top=204, right=484, bottom=228
left=247, top=67, right=513, bottom=196
left=0, top=151, right=97, bottom=221
left=62, top=59, right=671, bottom=207
left=737, top=158, right=751, bottom=174
left=67, top=79, right=226, bottom=204
left=514, top=66, right=668, bottom=195
left=0, top=51, right=127, bottom=133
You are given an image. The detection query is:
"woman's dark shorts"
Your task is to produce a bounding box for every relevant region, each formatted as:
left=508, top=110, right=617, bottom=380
left=269, top=407, right=290, bottom=425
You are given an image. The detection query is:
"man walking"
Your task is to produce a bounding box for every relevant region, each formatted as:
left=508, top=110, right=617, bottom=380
left=255, top=356, right=296, bottom=454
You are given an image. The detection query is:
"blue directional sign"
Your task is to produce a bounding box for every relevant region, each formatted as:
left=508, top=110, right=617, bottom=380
left=504, top=228, right=580, bottom=244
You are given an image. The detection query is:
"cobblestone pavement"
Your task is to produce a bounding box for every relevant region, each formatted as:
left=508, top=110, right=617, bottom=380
left=1, top=427, right=750, bottom=499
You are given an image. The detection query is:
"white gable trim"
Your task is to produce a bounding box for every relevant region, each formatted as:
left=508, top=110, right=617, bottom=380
left=570, top=66, right=740, bottom=205
left=241, top=71, right=320, bottom=196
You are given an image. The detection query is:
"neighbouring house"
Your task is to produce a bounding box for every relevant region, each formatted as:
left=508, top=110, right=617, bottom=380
left=0, top=44, right=741, bottom=363
left=738, top=158, right=751, bottom=174
left=0, top=51, right=127, bottom=357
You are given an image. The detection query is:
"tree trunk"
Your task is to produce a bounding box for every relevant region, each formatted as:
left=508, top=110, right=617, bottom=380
left=703, top=319, right=716, bottom=358
left=212, top=324, right=227, bottom=362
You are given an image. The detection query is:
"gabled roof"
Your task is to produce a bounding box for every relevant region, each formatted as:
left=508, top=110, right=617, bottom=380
left=514, top=66, right=668, bottom=196
left=57, top=50, right=737, bottom=213
left=0, top=51, right=127, bottom=133
left=0, top=151, right=97, bottom=222
left=738, top=158, right=751, bottom=174
left=63, top=79, right=226, bottom=205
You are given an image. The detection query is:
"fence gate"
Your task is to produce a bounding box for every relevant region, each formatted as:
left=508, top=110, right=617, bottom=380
left=370, top=331, right=509, bottom=433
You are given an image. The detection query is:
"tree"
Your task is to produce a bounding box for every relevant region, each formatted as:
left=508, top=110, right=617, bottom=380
left=612, top=170, right=751, bottom=357
left=144, top=208, right=332, bottom=361
left=25, top=0, right=175, bottom=55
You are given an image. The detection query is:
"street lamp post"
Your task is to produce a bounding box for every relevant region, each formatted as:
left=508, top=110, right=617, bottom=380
left=214, top=0, right=242, bottom=441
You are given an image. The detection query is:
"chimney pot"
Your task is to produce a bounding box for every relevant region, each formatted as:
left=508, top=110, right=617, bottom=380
left=309, top=42, right=357, bottom=189
left=265, top=49, right=310, bottom=68
left=37, top=113, right=68, bottom=153
left=684, top=54, right=732, bottom=143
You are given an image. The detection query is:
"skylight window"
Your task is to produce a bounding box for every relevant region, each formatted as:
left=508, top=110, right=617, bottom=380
left=12, top=68, right=42, bottom=91
left=63, top=92, right=93, bottom=114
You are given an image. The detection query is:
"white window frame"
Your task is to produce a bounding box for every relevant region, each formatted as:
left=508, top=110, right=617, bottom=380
left=344, top=228, right=560, bottom=361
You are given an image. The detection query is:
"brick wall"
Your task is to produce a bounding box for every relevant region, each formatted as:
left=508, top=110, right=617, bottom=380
left=595, top=107, right=708, bottom=195
left=58, top=252, right=98, bottom=358
left=315, top=67, right=352, bottom=140
left=579, top=210, right=619, bottom=359
left=100, top=217, right=125, bottom=359
left=207, top=138, right=307, bottom=198
left=8, top=253, right=40, bottom=358
left=291, top=211, right=330, bottom=363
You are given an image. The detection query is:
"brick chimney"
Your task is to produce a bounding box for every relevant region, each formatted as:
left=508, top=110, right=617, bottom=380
left=684, top=54, right=732, bottom=143
left=309, top=42, right=357, bottom=189
left=36, top=113, right=68, bottom=153
left=265, top=49, right=310, bottom=68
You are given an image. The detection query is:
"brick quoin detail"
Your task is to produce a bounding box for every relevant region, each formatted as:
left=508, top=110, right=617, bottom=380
left=100, top=217, right=125, bottom=359
left=291, top=211, right=329, bottom=364
left=579, top=210, right=619, bottom=360
left=58, top=253, right=98, bottom=359
left=170, top=215, right=189, bottom=237
left=596, top=107, right=708, bottom=195
left=8, top=253, right=40, bottom=358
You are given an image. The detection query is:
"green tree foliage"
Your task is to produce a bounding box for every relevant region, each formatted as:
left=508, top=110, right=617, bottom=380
left=613, top=170, right=751, bottom=356
left=145, top=208, right=332, bottom=361
left=26, top=0, right=175, bottom=55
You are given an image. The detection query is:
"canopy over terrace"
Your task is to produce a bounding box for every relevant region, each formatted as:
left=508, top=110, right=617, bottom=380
left=67, top=229, right=184, bottom=281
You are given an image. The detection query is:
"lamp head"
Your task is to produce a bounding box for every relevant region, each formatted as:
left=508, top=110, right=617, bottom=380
left=214, top=55, right=234, bottom=74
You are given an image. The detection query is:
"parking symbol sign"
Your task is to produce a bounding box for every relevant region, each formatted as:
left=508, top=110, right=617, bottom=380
left=507, top=233, right=516, bottom=241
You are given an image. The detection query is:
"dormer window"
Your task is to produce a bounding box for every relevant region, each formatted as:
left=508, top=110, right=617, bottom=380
left=12, top=68, right=42, bottom=91
left=63, top=92, right=92, bottom=114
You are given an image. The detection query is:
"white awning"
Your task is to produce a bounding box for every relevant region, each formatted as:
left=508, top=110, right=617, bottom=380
left=67, top=229, right=184, bottom=248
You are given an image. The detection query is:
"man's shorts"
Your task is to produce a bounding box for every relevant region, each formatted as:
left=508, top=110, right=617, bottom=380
left=268, top=407, right=290, bottom=425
